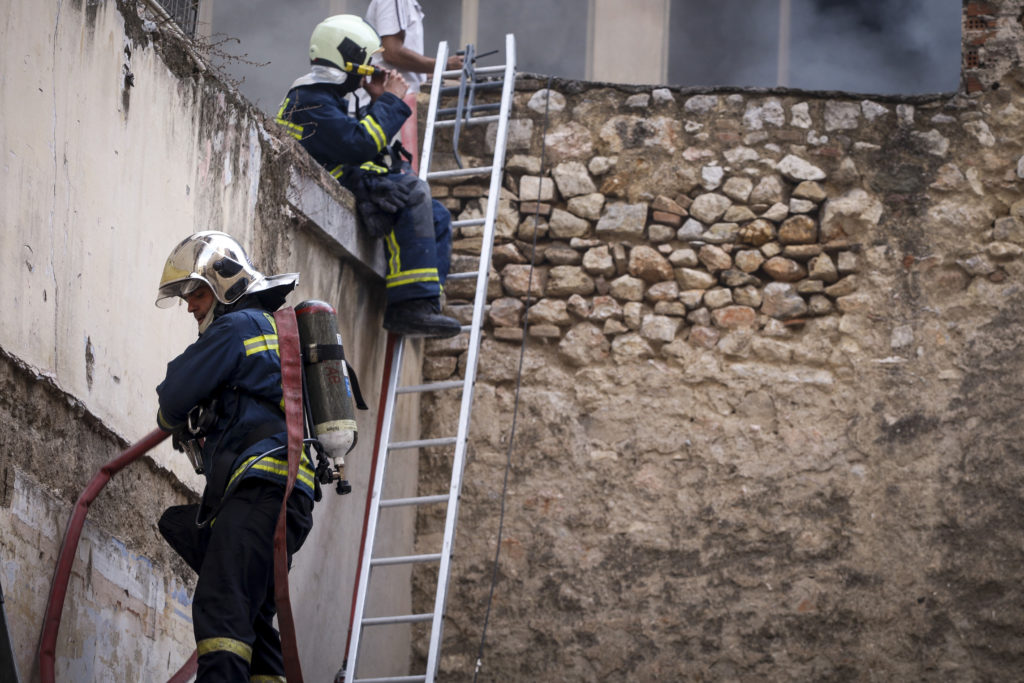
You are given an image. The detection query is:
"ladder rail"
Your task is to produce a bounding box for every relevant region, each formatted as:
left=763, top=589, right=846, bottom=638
left=417, top=41, right=449, bottom=184
left=423, top=33, right=517, bottom=683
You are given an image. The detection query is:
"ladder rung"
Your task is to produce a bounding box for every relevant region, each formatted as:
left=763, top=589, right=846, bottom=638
left=433, top=115, right=501, bottom=128
left=440, top=65, right=506, bottom=78
left=437, top=103, right=500, bottom=116
left=362, top=612, right=434, bottom=626
left=452, top=218, right=486, bottom=228
left=472, top=65, right=506, bottom=75
left=371, top=552, right=442, bottom=567
left=389, top=436, right=457, bottom=450
left=380, top=494, right=450, bottom=508
left=437, top=82, right=505, bottom=97
left=447, top=270, right=481, bottom=281
left=427, top=166, right=493, bottom=180
left=353, top=676, right=426, bottom=683
left=397, top=380, right=465, bottom=393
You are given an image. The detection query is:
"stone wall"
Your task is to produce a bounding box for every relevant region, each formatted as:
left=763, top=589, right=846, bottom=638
left=417, top=2, right=1024, bottom=680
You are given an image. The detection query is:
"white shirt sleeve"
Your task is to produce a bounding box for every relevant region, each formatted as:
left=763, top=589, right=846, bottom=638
left=365, top=0, right=411, bottom=38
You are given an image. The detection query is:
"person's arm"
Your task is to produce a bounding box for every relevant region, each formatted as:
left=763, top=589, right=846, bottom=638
left=156, top=318, right=241, bottom=431
left=287, top=87, right=411, bottom=166
left=380, top=33, right=464, bottom=74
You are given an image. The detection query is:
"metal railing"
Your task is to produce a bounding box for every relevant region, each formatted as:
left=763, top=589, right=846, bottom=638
left=153, top=0, right=200, bottom=38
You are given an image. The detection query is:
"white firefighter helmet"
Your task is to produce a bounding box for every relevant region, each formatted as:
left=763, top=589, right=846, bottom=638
left=155, top=231, right=298, bottom=309
left=309, top=14, right=383, bottom=71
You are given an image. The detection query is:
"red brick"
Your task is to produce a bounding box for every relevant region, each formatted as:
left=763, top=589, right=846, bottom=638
left=966, top=2, right=995, bottom=17
left=651, top=211, right=684, bottom=228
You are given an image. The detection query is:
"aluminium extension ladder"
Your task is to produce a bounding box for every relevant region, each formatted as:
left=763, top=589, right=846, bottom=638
left=343, top=34, right=517, bottom=683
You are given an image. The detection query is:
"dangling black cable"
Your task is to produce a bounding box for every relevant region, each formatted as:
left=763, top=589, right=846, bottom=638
left=473, top=76, right=554, bottom=682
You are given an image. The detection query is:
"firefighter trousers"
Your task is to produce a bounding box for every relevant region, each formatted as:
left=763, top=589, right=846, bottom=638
left=384, top=173, right=452, bottom=304
left=159, top=478, right=314, bottom=682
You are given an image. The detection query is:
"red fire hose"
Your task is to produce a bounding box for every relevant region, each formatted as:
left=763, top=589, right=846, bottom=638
left=36, top=428, right=193, bottom=682
left=273, top=306, right=306, bottom=683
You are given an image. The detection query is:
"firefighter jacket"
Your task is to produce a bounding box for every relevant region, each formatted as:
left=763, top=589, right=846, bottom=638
left=157, top=307, right=315, bottom=501
left=275, top=83, right=411, bottom=180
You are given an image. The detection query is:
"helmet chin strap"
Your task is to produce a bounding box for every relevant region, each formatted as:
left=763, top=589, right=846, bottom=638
left=197, top=305, right=218, bottom=335
left=197, top=299, right=246, bottom=336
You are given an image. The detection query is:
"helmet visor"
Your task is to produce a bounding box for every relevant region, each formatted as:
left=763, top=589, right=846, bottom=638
left=155, top=277, right=204, bottom=308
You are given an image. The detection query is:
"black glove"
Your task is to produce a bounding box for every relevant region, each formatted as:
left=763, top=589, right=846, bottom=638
left=171, top=431, right=187, bottom=453
left=356, top=195, right=395, bottom=238
left=363, top=173, right=413, bottom=214
left=340, top=167, right=410, bottom=238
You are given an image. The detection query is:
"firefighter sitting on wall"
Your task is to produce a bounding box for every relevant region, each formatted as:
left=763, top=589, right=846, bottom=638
left=154, top=231, right=315, bottom=682
left=275, top=14, right=461, bottom=339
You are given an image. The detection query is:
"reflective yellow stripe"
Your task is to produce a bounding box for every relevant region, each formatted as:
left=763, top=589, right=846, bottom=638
left=157, top=409, right=176, bottom=431
left=251, top=676, right=286, bottom=683
left=386, top=272, right=441, bottom=288
left=197, top=637, right=252, bottom=663
left=332, top=162, right=387, bottom=177
left=387, top=267, right=440, bottom=288
left=359, top=161, right=389, bottom=174
left=360, top=115, right=386, bottom=150
left=244, top=334, right=280, bottom=356
left=385, top=231, right=400, bottom=276
left=228, top=451, right=316, bottom=491
left=274, top=97, right=305, bottom=140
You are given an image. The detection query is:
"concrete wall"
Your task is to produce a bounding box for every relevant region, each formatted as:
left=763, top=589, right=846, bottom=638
left=0, top=1, right=419, bottom=680
left=417, top=1, right=1024, bottom=680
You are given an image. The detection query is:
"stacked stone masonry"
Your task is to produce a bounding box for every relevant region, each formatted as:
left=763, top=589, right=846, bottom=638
left=424, top=88, right=1022, bottom=377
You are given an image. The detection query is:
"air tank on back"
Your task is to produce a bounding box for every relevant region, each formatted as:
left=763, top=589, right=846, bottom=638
left=295, top=300, right=358, bottom=493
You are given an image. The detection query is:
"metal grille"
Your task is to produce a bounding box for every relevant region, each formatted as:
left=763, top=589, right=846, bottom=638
left=155, top=0, right=199, bottom=38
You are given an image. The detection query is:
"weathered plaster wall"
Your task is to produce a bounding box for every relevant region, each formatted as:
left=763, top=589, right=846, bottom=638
left=0, top=1, right=418, bottom=681
left=418, top=2, right=1024, bottom=680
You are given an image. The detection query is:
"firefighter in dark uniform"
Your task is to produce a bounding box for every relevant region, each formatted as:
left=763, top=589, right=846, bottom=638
left=275, top=14, right=461, bottom=339
left=154, top=231, right=315, bottom=682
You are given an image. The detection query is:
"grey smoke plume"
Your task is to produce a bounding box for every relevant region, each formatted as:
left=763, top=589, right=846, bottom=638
left=211, top=0, right=962, bottom=114
left=668, top=0, right=961, bottom=94
left=790, top=0, right=962, bottom=93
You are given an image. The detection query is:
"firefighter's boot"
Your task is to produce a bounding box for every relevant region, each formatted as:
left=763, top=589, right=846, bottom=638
left=383, top=298, right=461, bottom=338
